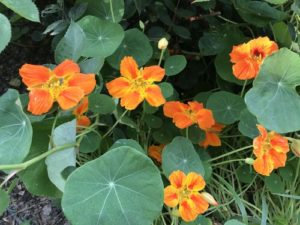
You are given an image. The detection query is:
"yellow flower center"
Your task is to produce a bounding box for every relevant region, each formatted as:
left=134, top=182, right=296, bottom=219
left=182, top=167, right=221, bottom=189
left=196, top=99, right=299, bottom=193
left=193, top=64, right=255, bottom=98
left=42, top=75, right=68, bottom=99
left=178, top=186, right=194, bottom=202
left=252, top=48, right=265, bottom=61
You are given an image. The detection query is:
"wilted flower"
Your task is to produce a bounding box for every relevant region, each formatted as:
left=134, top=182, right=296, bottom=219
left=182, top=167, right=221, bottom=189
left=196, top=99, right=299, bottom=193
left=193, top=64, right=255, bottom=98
left=106, top=56, right=165, bottom=110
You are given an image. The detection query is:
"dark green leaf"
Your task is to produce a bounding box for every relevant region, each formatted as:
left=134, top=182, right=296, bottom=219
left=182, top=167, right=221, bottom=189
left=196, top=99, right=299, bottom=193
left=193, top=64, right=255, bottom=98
left=89, top=93, right=116, bottom=114
left=79, top=132, right=101, bottom=153
left=164, top=55, right=187, bottom=76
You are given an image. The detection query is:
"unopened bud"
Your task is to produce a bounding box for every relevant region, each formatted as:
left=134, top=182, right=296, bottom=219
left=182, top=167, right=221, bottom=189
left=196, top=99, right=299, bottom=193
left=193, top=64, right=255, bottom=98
left=201, top=192, right=218, bottom=206
left=158, top=38, right=168, bottom=50
left=171, top=208, right=180, bottom=217
left=290, top=138, right=300, bottom=157
left=245, top=158, right=254, bottom=165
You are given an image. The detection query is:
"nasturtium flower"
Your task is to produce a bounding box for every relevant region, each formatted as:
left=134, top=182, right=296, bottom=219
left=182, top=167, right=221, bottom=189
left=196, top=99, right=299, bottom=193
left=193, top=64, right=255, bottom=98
left=164, top=170, right=216, bottom=222
left=163, top=101, right=215, bottom=130
left=252, top=125, right=289, bottom=176
left=19, top=60, right=96, bottom=115
left=73, top=97, right=91, bottom=128
left=230, top=37, right=278, bottom=80
left=106, top=56, right=165, bottom=110
left=148, top=144, right=165, bottom=163
left=200, top=123, right=225, bottom=149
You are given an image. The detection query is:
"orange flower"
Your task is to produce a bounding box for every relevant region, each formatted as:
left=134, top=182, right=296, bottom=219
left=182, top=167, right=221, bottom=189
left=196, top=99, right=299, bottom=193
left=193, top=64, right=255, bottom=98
left=148, top=144, right=165, bottom=163
left=163, top=101, right=215, bottom=130
left=73, top=97, right=91, bottom=128
left=106, top=56, right=165, bottom=110
left=19, top=60, right=96, bottom=115
left=252, top=125, right=289, bottom=176
left=200, top=123, right=225, bottom=148
left=164, top=171, right=216, bottom=222
left=230, top=37, right=278, bottom=80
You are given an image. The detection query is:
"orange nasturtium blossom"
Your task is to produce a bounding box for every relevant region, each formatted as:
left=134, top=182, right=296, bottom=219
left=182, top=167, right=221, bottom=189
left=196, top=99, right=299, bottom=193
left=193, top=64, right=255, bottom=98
left=73, top=97, right=91, bottom=128
left=229, top=37, right=278, bottom=80
left=164, top=170, right=217, bottom=222
left=19, top=59, right=96, bottom=115
left=252, top=125, right=289, bottom=176
left=106, top=56, right=165, bottom=110
left=163, top=101, right=215, bottom=130
left=148, top=144, right=165, bottom=163
left=200, top=123, right=225, bottom=149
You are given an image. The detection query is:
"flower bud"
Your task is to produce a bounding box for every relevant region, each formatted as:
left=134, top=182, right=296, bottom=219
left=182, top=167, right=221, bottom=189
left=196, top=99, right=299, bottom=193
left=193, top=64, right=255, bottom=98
left=158, top=38, right=168, bottom=50
left=245, top=158, right=254, bottom=165
left=201, top=192, right=218, bottom=206
left=290, top=138, right=300, bottom=157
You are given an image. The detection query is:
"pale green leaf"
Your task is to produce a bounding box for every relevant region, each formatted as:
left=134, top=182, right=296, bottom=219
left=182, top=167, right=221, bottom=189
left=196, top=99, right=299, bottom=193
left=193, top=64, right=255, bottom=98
left=0, top=13, right=11, bottom=53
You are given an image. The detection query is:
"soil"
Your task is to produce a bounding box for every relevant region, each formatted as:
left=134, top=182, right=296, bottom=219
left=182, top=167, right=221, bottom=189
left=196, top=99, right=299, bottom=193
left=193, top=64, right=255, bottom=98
left=0, top=25, right=69, bottom=225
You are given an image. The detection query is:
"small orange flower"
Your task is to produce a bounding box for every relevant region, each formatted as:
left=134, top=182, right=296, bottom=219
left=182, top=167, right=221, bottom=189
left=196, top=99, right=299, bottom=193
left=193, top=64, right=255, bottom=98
left=106, top=56, right=165, bottom=110
left=73, top=97, right=91, bottom=128
left=163, top=101, right=215, bottom=130
left=148, top=144, right=165, bottom=163
left=252, top=125, right=289, bottom=176
left=164, top=171, right=216, bottom=222
left=230, top=37, right=278, bottom=80
left=200, top=123, right=225, bottom=148
left=19, top=60, right=96, bottom=115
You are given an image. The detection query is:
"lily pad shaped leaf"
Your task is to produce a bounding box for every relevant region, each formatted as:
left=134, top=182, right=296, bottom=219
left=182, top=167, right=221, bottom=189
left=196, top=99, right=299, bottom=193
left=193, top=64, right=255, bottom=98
left=62, top=147, right=163, bottom=225
left=245, top=48, right=300, bottom=133
left=0, top=89, right=32, bottom=165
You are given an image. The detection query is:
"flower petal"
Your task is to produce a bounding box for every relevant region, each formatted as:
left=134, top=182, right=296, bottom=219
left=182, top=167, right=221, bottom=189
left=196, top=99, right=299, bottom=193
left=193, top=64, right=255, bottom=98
left=232, top=59, right=259, bottom=80
left=253, top=154, right=274, bottom=176
left=145, top=85, right=165, bottom=107
left=68, top=73, right=96, bottom=95
left=163, top=101, right=188, bottom=118
left=270, top=132, right=289, bottom=154
left=169, top=170, right=186, bottom=189
left=200, top=131, right=222, bottom=149
left=190, top=193, right=209, bottom=214
left=120, top=56, right=139, bottom=79
left=143, top=66, right=165, bottom=82
left=196, top=109, right=215, bottom=130
left=172, top=114, right=194, bottom=129
left=179, top=199, right=198, bottom=222
left=77, top=115, right=91, bottom=128
left=28, top=89, right=54, bottom=115
left=106, top=77, right=131, bottom=98
left=57, top=87, right=84, bottom=110
left=73, top=97, right=89, bottom=116
left=53, top=59, right=80, bottom=77
left=19, top=64, right=51, bottom=87
left=269, top=149, right=287, bottom=169
left=185, top=172, right=206, bottom=191
left=120, top=91, right=143, bottom=110
left=164, top=185, right=179, bottom=207
left=148, top=145, right=165, bottom=163
left=229, top=43, right=250, bottom=63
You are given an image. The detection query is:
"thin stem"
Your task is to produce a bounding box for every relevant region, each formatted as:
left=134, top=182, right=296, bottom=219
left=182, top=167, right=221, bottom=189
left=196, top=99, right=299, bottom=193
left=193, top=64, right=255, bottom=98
left=0, top=143, right=76, bottom=171
left=102, top=110, right=128, bottom=139
left=109, top=0, right=116, bottom=23
left=50, top=110, right=60, bottom=148
left=158, top=49, right=165, bottom=66
left=211, top=159, right=245, bottom=167
left=0, top=170, right=19, bottom=188
left=240, top=79, right=248, bottom=97
left=209, top=145, right=252, bottom=162
left=185, top=127, right=189, bottom=139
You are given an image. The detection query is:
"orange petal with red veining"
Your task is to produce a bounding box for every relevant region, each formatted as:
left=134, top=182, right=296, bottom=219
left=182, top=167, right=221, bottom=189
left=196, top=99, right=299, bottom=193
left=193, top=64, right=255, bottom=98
left=57, top=87, right=84, bottom=110
left=185, top=172, right=205, bottom=191
left=53, top=59, right=80, bottom=77
left=179, top=199, right=198, bottom=222
left=253, top=154, right=274, bottom=176
left=269, top=149, right=287, bottom=169
left=164, top=185, right=179, bottom=207
left=106, top=77, right=131, bottom=98
left=143, top=65, right=165, bottom=82
left=73, top=97, right=89, bottom=116
left=28, top=89, right=54, bottom=115
left=19, top=64, right=51, bottom=87
left=77, top=115, right=91, bottom=128
left=229, top=44, right=250, bottom=63
left=232, top=59, right=258, bottom=80
left=120, top=91, right=143, bottom=110
left=68, top=73, right=96, bottom=95
left=189, top=193, right=209, bottom=214
left=169, top=170, right=186, bottom=189
left=120, top=56, right=139, bottom=79
left=145, top=85, right=165, bottom=107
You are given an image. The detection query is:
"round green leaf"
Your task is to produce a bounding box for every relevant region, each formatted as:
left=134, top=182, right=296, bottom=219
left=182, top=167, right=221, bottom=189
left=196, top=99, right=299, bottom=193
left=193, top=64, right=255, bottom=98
left=79, top=132, right=101, bottom=153
left=236, top=165, right=256, bottom=184
left=62, top=147, right=163, bottom=225
left=278, top=165, right=294, bottom=182
left=162, top=137, right=205, bottom=177
left=158, top=82, right=174, bottom=99
left=78, top=0, right=124, bottom=23
left=207, top=91, right=246, bottom=124
left=0, top=89, right=32, bottom=165
left=109, top=139, right=145, bottom=154
left=78, top=16, right=124, bottom=58
left=144, top=114, right=163, bottom=129
left=186, top=124, right=205, bottom=144
left=265, top=173, right=284, bottom=193
left=107, top=28, right=153, bottom=69
left=245, top=48, right=300, bottom=133
left=164, top=55, right=187, bottom=76
left=0, top=13, right=11, bottom=53
left=0, top=189, right=9, bottom=216
left=89, top=93, right=116, bottom=114
left=238, top=109, right=259, bottom=139
left=215, top=50, right=245, bottom=86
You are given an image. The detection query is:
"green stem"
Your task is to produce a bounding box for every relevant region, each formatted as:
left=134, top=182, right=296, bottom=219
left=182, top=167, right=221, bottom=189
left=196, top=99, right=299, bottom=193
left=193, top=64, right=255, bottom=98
left=0, top=143, right=76, bottom=171
left=185, top=127, right=189, bottom=139
left=211, top=159, right=245, bottom=167
left=109, top=0, right=116, bottom=23
left=240, top=79, right=248, bottom=97
left=209, top=145, right=252, bottom=162
left=102, top=110, right=128, bottom=139
left=158, top=49, right=165, bottom=66
left=50, top=110, right=60, bottom=148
